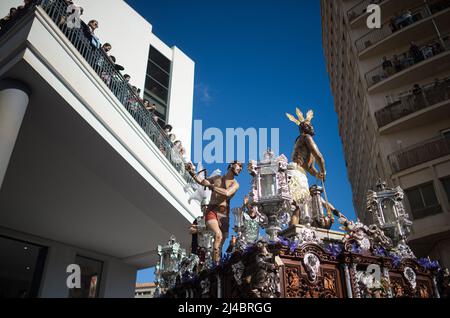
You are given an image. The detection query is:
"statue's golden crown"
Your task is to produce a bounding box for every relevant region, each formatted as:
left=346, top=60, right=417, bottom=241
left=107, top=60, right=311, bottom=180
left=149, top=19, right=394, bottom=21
left=286, top=108, right=314, bottom=126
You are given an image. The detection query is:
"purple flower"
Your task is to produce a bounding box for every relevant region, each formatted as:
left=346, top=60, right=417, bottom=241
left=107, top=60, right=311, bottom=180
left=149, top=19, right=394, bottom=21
left=278, top=236, right=290, bottom=247
left=373, top=247, right=386, bottom=257
left=388, top=252, right=401, bottom=268
left=288, top=240, right=299, bottom=254
left=418, top=257, right=441, bottom=271
left=325, top=243, right=343, bottom=257
left=351, top=242, right=362, bottom=254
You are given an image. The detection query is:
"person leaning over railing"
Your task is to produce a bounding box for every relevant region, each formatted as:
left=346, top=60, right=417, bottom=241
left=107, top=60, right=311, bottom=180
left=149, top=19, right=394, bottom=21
left=82, top=19, right=101, bottom=49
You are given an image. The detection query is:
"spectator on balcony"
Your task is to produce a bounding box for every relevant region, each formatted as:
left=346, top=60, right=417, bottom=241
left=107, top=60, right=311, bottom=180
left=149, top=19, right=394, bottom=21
left=82, top=19, right=101, bottom=49
left=101, top=43, right=112, bottom=55
left=163, top=124, right=173, bottom=136
left=412, top=84, right=425, bottom=109
left=431, top=40, right=445, bottom=56
left=17, top=0, right=34, bottom=13
left=392, top=54, right=403, bottom=73
left=399, top=10, right=414, bottom=28
left=382, top=56, right=395, bottom=77
left=123, top=74, right=131, bottom=85
left=409, top=41, right=424, bottom=64
left=0, top=8, right=18, bottom=30
left=412, top=84, right=422, bottom=96
left=95, top=43, right=113, bottom=72
left=389, top=13, right=400, bottom=32
left=144, top=100, right=156, bottom=113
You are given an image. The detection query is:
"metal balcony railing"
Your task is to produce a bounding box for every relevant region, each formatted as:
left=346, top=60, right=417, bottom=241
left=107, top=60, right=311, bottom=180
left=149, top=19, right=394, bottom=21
left=388, top=135, right=450, bottom=173
left=355, top=0, right=450, bottom=53
left=347, top=0, right=385, bottom=23
left=0, top=0, right=193, bottom=184
left=365, top=33, right=450, bottom=87
left=375, top=77, right=450, bottom=128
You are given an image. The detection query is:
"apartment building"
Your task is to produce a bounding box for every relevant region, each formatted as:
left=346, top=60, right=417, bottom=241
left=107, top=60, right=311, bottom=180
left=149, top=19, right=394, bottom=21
left=321, top=0, right=450, bottom=267
left=0, top=0, right=200, bottom=298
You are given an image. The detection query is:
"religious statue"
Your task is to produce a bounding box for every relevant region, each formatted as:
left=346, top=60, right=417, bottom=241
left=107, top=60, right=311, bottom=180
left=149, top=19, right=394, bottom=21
left=286, top=108, right=334, bottom=227
left=186, top=161, right=243, bottom=265
left=286, top=108, right=326, bottom=181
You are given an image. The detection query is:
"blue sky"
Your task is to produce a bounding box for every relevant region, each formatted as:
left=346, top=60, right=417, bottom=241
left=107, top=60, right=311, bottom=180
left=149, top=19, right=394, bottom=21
left=125, top=0, right=356, bottom=284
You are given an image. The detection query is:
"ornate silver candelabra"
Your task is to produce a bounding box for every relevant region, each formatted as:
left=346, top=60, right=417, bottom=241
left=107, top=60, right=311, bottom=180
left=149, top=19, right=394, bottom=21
left=248, top=150, right=292, bottom=241
left=367, top=180, right=414, bottom=258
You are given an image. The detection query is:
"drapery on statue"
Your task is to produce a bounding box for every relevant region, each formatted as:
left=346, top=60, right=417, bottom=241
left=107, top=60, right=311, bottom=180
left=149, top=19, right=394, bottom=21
left=186, top=161, right=243, bottom=265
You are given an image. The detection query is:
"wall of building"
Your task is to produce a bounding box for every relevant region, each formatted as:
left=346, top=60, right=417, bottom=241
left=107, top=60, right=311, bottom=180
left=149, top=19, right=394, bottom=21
left=0, top=226, right=137, bottom=298
left=76, top=0, right=152, bottom=92
left=321, top=0, right=450, bottom=266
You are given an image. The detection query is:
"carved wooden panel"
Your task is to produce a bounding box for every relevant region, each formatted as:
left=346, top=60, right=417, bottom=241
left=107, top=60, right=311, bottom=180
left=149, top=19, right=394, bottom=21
left=281, top=258, right=344, bottom=298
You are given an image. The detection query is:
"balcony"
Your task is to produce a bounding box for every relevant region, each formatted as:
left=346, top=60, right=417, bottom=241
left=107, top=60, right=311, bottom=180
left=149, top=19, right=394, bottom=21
left=347, top=0, right=386, bottom=24
left=365, top=33, right=450, bottom=93
left=388, top=135, right=450, bottom=174
left=347, top=0, right=425, bottom=28
left=0, top=0, right=192, bottom=184
left=0, top=0, right=199, bottom=267
left=375, top=77, right=450, bottom=133
left=355, top=0, right=450, bottom=57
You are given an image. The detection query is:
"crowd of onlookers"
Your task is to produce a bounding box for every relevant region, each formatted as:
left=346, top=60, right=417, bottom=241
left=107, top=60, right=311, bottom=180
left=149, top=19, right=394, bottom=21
left=377, top=39, right=447, bottom=82
left=1, top=0, right=188, bottom=165
left=0, top=0, right=35, bottom=32
left=377, top=77, right=450, bottom=127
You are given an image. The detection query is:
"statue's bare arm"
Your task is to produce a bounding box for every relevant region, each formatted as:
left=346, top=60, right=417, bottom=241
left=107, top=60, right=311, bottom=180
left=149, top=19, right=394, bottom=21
left=305, top=135, right=326, bottom=178
left=185, top=163, right=212, bottom=187
left=211, top=180, right=240, bottom=199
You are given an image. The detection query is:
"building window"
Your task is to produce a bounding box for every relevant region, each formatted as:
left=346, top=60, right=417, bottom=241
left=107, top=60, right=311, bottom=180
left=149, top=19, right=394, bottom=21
left=442, top=176, right=450, bottom=204
left=68, top=255, right=103, bottom=298
left=0, top=236, right=47, bottom=298
left=405, top=182, right=442, bottom=220
left=144, top=46, right=171, bottom=122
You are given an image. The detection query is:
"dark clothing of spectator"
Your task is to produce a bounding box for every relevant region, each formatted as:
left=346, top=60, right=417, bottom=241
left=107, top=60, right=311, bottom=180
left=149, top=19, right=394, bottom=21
left=409, top=43, right=424, bottom=63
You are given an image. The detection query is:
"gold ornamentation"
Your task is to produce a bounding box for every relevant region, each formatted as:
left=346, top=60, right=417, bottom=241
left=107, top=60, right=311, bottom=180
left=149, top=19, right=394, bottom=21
left=286, top=108, right=314, bottom=126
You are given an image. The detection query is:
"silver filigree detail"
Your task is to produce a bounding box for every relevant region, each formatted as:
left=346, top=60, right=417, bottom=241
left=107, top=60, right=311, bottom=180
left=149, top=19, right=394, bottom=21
left=403, top=267, right=417, bottom=290
left=303, top=253, right=320, bottom=282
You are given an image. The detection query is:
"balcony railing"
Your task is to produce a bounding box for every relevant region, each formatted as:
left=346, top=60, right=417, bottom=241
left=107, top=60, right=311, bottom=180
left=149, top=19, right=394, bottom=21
left=365, top=33, right=450, bottom=87
left=0, top=0, right=193, bottom=184
left=355, top=0, right=450, bottom=53
left=347, top=0, right=385, bottom=23
left=388, top=135, right=450, bottom=173
left=375, top=77, right=450, bottom=128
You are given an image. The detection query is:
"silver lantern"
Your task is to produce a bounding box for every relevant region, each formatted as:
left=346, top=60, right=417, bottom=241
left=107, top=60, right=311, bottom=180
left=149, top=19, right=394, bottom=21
left=248, top=149, right=292, bottom=241
left=195, top=216, right=215, bottom=270
left=154, top=235, right=186, bottom=294
left=367, top=180, right=414, bottom=258
left=232, top=206, right=260, bottom=251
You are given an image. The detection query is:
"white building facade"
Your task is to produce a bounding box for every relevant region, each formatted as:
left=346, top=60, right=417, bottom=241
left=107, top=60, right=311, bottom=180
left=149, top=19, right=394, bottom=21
left=0, top=0, right=199, bottom=298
